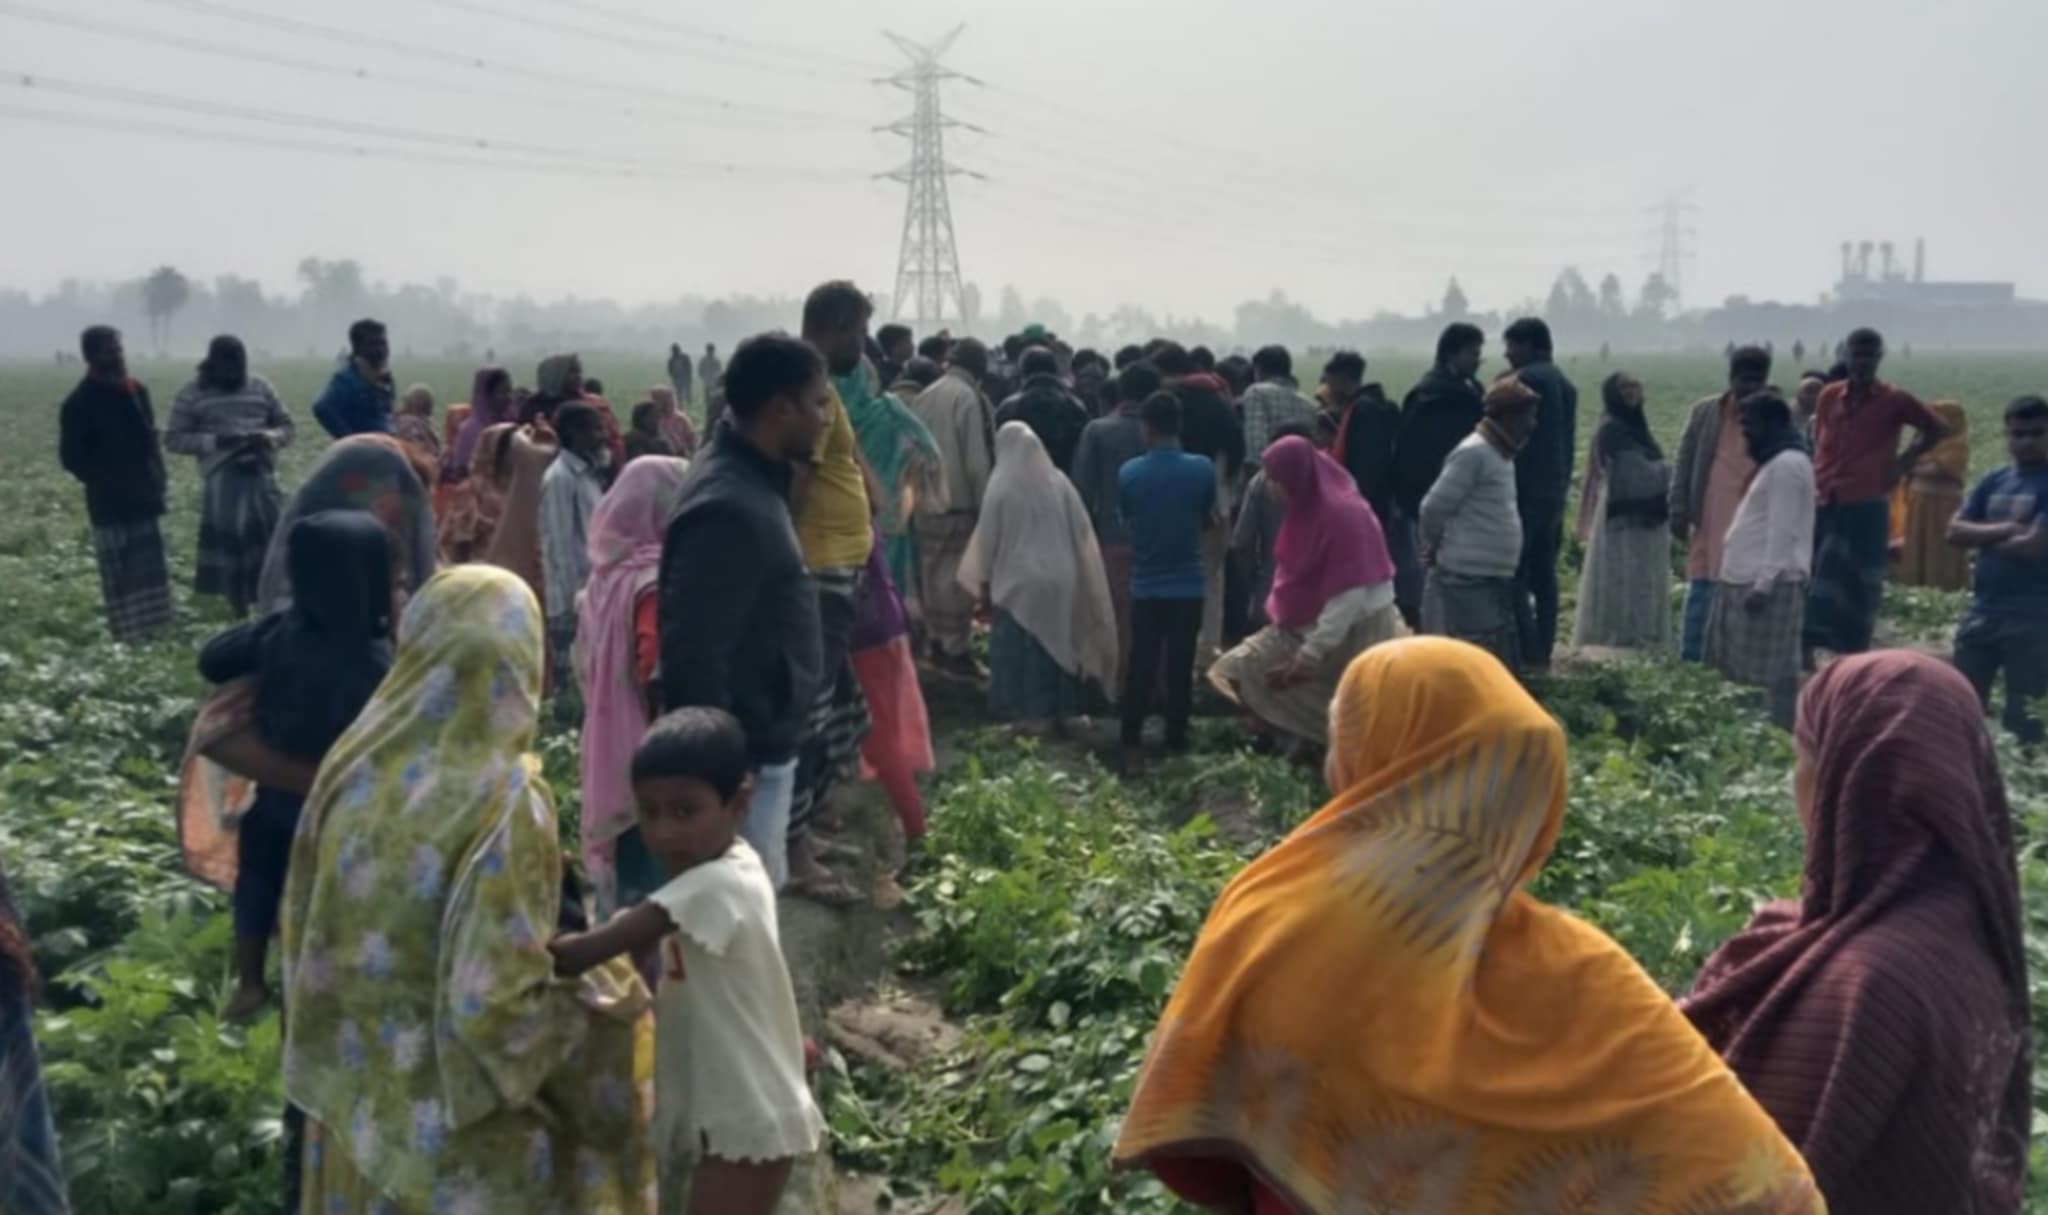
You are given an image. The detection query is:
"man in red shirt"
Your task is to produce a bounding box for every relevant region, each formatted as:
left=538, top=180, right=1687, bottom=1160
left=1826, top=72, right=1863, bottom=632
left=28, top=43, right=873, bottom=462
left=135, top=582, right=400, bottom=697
left=1803, top=328, right=1947, bottom=662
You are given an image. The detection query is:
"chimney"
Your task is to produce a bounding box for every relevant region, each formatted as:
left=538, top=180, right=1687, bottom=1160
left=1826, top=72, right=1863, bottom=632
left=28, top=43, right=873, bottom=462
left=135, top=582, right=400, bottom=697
left=1858, top=241, right=1874, bottom=280
left=1881, top=241, right=1895, bottom=280
left=1840, top=241, right=1853, bottom=281
left=1914, top=238, right=1926, bottom=283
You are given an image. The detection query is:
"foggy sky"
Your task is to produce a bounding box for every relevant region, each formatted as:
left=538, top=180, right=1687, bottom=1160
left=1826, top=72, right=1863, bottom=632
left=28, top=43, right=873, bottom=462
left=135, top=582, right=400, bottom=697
left=6, top=0, right=2045, bottom=324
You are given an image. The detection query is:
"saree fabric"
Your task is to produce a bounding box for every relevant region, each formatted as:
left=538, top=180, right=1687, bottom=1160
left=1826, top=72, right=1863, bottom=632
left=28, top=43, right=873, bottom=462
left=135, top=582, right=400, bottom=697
left=1682, top=651, right=2029, bottom=1214
left=257, top=435, right=437, bottom=613
left=1115, top=637, right=1821, bottom=1215
left=840, top=367, right=940, bottom=598
left=576, top=456, right=689, bottom=915
left=280, top=566, right=653, bottom=1214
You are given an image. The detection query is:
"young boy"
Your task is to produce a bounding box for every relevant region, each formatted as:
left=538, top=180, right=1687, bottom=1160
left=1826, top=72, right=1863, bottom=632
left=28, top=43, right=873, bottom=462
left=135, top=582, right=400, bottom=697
left=1118, top=391, right=1218, bottom=760
left=549, top=708, right=824, bottom=1215
left=1419, top=375, right=1535, bottom=673
left=1948, top=395, right=2048, bottom=743
left=1704, top=391, right=1816, bottom=726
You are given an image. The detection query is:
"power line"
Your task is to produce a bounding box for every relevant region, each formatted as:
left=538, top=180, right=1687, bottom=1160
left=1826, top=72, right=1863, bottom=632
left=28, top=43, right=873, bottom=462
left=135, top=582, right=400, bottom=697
left=0, top=1, right=855, bottom=131
left=5, top=71, right=862, bottom=178
left=121, top=0, right=856, bottom=124
left=545, top=0, right=889, bottom=74
left=415, top=0, right=878, bottom=82
left=0, top=101, right=863, bottom=185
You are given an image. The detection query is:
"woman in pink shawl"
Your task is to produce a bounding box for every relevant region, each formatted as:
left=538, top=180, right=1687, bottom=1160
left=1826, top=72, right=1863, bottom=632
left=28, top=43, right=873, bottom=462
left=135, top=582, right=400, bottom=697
left=573, top=455, right=690, bottom=922
left=1681, top=650, right=2030, bottom=1215
left=443, top=366, right=516, bottom=484
left=1208, top=435, right=1406, bottom=745
left=648, top=385, right=697, bottom=458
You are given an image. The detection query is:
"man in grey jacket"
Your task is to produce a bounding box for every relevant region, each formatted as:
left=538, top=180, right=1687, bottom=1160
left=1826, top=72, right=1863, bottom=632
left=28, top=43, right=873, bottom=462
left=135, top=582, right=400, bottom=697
left=1420, top=376, right=1539, bottom=674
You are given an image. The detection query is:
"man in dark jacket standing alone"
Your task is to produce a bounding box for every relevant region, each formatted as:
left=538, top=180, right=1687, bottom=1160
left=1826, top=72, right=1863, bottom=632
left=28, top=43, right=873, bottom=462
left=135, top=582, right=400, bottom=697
left=311, top=318, right=395, bottom=438
left=59, top=325, right=173, bottom=642
left=657, top=333, right=831, bottom=891
left=1503, top=317, right=1578, bottom=669
left=1393, top=323, right=1488, bottom=627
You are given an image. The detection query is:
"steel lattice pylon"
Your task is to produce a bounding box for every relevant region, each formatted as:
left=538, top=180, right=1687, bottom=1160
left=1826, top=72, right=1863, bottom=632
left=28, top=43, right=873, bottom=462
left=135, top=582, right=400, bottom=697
left=879, top=27, right=980, bottom=332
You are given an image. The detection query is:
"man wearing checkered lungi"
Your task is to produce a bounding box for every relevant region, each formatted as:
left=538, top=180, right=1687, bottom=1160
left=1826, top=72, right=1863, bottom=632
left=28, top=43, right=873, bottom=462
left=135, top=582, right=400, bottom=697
left=1705, top=391, right=1814, bottom=726
left=164, top=336, right=292, bottom=617
left=59, top=326, right=173, bottom=643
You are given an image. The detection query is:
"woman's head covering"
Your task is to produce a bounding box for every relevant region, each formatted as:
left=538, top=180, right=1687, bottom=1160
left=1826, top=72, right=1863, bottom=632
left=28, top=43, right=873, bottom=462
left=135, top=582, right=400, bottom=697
left=1261, top=435, right=1393, bottom=632
left=446, top=366, right=513, bottom=479
left=1595, top=372, right=1663, bottom=463
left=281, top=565, right=651, bottom=1204
left=435, top=424, right=516, bottom=565
left=197, top=334, right=248, bottom=393
left=575, top=456, right=689, bottom=913
left=535, top=354, right=581, bottom=401
left=1116, top=637, right=1822, bottom=1214
left=257, top=435, right=436, bottom=614
left=956, top=423, right=1118, bottom=689
left=647, top=385, right=695, bottom=456
left=1682, top=651, right=2028, bottom=1205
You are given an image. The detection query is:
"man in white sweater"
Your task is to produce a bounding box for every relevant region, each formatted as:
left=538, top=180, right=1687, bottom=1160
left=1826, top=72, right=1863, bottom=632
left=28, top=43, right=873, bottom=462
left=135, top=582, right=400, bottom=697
left=1419, top=375, right=1539, bottom=674
left=1704, top=390, right=1815, bottom=725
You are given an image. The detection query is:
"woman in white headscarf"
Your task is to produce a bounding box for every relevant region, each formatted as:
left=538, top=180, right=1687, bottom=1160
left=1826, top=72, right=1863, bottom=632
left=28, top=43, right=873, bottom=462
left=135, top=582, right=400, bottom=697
left=958, top=422, right=1118, bottom=731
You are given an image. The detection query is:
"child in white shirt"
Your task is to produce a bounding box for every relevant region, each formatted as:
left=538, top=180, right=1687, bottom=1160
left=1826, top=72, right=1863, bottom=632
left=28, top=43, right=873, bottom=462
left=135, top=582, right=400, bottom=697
left=549, top=707, right=824, bottom=1215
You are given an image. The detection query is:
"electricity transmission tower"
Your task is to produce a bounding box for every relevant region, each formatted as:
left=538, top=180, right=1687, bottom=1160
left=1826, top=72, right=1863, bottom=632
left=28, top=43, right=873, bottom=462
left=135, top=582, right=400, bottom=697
left=880, top=27, right=981, bottom=331
left=1648, top=190, right=1700, bottom=312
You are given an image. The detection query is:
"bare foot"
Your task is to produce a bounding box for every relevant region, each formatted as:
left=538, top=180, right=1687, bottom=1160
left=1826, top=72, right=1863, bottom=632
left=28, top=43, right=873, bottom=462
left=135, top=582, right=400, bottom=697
left=222, top=984, right=272, bottom=1023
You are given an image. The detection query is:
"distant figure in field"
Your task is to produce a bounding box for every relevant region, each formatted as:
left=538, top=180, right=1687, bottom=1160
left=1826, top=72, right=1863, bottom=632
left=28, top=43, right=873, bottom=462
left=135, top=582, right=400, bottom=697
left=1671, top=345, right=1771, bottom=662
left=165, top=335, right=294, bottom=617
left=1793, top=339, right=1808, bottom=365
left=699, top=342, right=724, bottom=396
left=668, top=342, right=693, bottom=405
left=60, top=325, right=173, bottom=642
left=1948, top=394, right=2048, bottom=744
left=1392, top=323, right=1487, bottom=628
left=1572, top=372, right=1671, bottom=651
left=1502, top=317, right=1579, bottom=671
left=1804, top=328, right=1947, bottom=663
left=310, top=318, right=395, bottom=438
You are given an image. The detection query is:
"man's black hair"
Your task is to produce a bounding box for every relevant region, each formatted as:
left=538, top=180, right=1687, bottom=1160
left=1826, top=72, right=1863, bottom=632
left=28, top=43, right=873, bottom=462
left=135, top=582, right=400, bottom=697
left=631, top=707, right=751, bottom=800
left=1150, top=341, right=1193, bottom=377
left=1019, top=347, right=1060, bottom=378
left=1189, top=345, right=1217, bottom=372
left=1117, top=361, right=1162, bottom=403
left=917, top=334, right=952, bottom=361
left=553, top=401, right=603, bottom=444
left=949, top=338, right=991, bottom=379
left=876, top=323, right=912, bottom=351
left=1845, top=327, right=1884, bottom=349
left=1323, top=350, right=1367, bottom=382
left=1502, top=317, right=1553, bottom=356
left=723, top=332, right=825, bottom=420
left=80, top=324, right=118, bottom=362
left=899, top=356, right=942, bottom=389
left=2006, top=395, right=2048, bottom=423
left=1002, top=334, right=1026, bottom=360
left=1252, top=344, right=1293, bottom=380
left=1435, top=322, right=1484, bottom=367
left=1729, top=344, right=1773, bottom=380
left=347, top=318, right=386, bottom=354
left=1218, top=355, right=1254, bottom=397
left=1112, top=344, right=1144, bottom=369
left=801, top=280, right=871, bottom=337
left=582, top=377, right=604, bottom=397
left=1072, top=348, right=1107, bottom=374
left=1141, top=390, right=1182, bottom=436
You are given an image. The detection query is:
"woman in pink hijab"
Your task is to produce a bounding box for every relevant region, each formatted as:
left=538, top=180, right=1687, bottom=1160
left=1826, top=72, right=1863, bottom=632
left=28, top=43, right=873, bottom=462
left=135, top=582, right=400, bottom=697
left=1208, top=435, right=1406, bottom=745
left=648, top=385, right=697, bottom=458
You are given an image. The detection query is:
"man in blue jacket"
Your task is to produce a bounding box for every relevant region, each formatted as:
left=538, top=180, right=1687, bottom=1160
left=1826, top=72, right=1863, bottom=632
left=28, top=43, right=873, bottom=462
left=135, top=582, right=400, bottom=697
left=311, top=318, right=395, bottom=438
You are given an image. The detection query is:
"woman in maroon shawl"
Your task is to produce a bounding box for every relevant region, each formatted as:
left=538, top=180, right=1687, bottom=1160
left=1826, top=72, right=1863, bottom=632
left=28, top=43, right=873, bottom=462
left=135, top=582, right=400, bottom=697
left=1682, top=650, right=2030, bottom=1215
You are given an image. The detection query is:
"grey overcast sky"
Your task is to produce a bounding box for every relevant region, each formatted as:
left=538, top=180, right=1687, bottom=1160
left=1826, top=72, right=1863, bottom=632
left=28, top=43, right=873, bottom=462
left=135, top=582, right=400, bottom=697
left=4, top=0, right=2044, bottom=322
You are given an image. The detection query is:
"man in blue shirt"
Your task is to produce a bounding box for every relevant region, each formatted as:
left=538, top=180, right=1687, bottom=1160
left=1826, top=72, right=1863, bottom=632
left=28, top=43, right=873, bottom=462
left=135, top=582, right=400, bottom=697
left=1948, top=394, right=2048, bottom=743
left=311, top=318, right=396, bottom=438
left=1118, top=390, right=1216, bottom=759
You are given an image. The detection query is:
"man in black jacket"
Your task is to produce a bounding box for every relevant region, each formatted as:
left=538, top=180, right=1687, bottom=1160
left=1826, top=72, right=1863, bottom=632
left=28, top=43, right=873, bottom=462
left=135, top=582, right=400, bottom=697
left=59, top=325, right=173, bottom=641
left=1503, top=316, right=1580, bottom=670
left=995, top=346, right=1092, bottom=476
left=1393, top=323, right=1488, bottom=626
left=658, top=333, right=830, bottom=890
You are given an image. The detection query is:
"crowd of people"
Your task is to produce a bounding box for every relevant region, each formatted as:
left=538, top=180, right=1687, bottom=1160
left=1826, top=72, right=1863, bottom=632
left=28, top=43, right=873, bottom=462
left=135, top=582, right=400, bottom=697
left=11, top=287, right=2044, bottom=1214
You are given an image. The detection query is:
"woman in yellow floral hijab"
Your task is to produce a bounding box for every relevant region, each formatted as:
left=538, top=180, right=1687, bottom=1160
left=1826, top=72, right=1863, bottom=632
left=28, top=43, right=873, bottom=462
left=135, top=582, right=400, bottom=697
left=1114, top=637, right=1821, bottom=1215
left=280, top=564, right=654, bottom=1214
